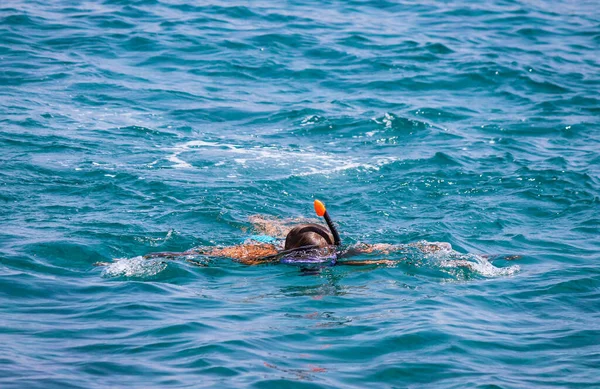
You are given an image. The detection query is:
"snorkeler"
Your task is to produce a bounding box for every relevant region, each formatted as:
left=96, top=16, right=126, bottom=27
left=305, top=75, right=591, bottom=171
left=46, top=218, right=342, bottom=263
left=142, top=200, right=452, bottom=267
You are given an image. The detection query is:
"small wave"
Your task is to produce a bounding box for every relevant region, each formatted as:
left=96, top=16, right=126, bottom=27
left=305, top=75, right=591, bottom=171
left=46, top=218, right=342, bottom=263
left=389, top=241, right=520, bottom=279
left=424, top=42, right=453, bottom=54
left=345, top=241, right=520, bottom=279
left=439, top=256, right=520, bottom=278
left=164, top=139, right=398, bottom=176
left=424, top=244, right=520, bottom=279
left=372, top=112, right=430, bottom=131
left=101, top=256, right=167, bottom=278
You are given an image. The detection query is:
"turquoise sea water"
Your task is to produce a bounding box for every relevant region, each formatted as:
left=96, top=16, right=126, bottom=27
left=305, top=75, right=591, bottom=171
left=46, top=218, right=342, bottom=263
left=1, top=0, right=599, bottom=387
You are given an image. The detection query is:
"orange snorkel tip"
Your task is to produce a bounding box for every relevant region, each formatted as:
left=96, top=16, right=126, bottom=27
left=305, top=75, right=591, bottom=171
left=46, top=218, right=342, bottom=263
left=313, top=199, right=341, bottom=246
left=314, top=200, right=326, bottom=217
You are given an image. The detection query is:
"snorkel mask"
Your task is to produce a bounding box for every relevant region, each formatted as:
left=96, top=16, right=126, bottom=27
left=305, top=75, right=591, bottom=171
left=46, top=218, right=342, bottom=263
left=279, top=245, right=338, bottom=267
left=275, top=199, right=342, bottom=266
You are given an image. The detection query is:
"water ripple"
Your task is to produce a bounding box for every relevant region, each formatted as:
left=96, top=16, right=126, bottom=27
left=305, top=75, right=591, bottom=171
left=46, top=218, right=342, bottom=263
left=1, top=0, right=599, bottom=388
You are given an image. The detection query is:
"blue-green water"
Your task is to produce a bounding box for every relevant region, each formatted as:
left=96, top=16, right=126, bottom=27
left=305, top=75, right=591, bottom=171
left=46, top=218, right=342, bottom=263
left=1, top=0, right=599, bottom=387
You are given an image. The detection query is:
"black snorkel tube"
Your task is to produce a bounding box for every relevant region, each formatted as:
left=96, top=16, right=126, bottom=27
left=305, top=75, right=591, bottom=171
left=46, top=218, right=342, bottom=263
left=314, top=200, right=341, bottom=246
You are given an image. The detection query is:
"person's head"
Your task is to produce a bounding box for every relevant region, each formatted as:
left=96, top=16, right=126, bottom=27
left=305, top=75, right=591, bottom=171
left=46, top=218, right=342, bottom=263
left=284, top=224, right=334, bottom=251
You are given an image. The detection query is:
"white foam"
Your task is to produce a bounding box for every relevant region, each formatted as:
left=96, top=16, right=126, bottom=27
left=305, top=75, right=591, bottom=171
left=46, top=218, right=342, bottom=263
left=300, top=115, right=320, bottom=126
left=101, top=256, right=167, bottom=278
left=404, top=241, right=520, bottom=278
left=164, top=139, right=398, bottom=176
left=439, top=257, right=520, bottom=277
left=165, top=140, right=235, bottom=169
left=430, top=246, right=520, bottom=278
left=296, top=161, right=375, bottom=177
left=166, top=153, right=192, bottom=169
left=382, top=112, right=394, bottom=129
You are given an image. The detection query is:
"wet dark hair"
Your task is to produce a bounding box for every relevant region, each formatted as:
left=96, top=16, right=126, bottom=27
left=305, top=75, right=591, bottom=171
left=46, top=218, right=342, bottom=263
left=284, top=224, right=334, bottom=250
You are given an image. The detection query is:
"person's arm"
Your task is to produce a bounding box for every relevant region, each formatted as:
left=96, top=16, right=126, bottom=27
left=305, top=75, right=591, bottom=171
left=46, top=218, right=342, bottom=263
left=348, top=243, right=405, bottom=255
left=482, top=254, right=521, bottom=261
left=94, top=249, right=206, bottom=267
left=143, top=249, right=204, bottom=259
left=337, top=259, right=396, bottom=266
left=236, top=255, right=280, bottom=266
left=211, top=244, right=279, bottom=264
left=144, top=243, right=280, bottom=264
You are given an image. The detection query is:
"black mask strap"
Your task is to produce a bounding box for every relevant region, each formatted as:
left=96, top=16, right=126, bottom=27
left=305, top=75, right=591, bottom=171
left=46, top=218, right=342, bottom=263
left=294, top=226, right=333, bottom=245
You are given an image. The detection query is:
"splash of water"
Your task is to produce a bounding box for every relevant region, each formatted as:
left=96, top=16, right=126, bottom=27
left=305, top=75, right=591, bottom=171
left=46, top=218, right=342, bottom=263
left=101, top=256, right=167, bottom=278
left=418, top=241, right=521, bottom=278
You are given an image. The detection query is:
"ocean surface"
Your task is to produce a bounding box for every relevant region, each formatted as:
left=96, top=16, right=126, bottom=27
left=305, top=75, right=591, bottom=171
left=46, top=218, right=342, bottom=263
left=1, top=0, right=599, bottom=387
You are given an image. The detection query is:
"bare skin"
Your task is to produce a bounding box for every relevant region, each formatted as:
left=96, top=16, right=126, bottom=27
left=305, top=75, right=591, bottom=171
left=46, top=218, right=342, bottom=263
left=142, top=244, right=398, bottom=266
left=138, top=244, right=279, bottom=265
left=138, top=217, right=460, bottom=266
left=99, top=216, right=518, bottom=268
left=248, top=215, right=318, bottom=238
left=340, top=259, right=396, bottom=266
left=195, top=244, right=280, bottom=265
